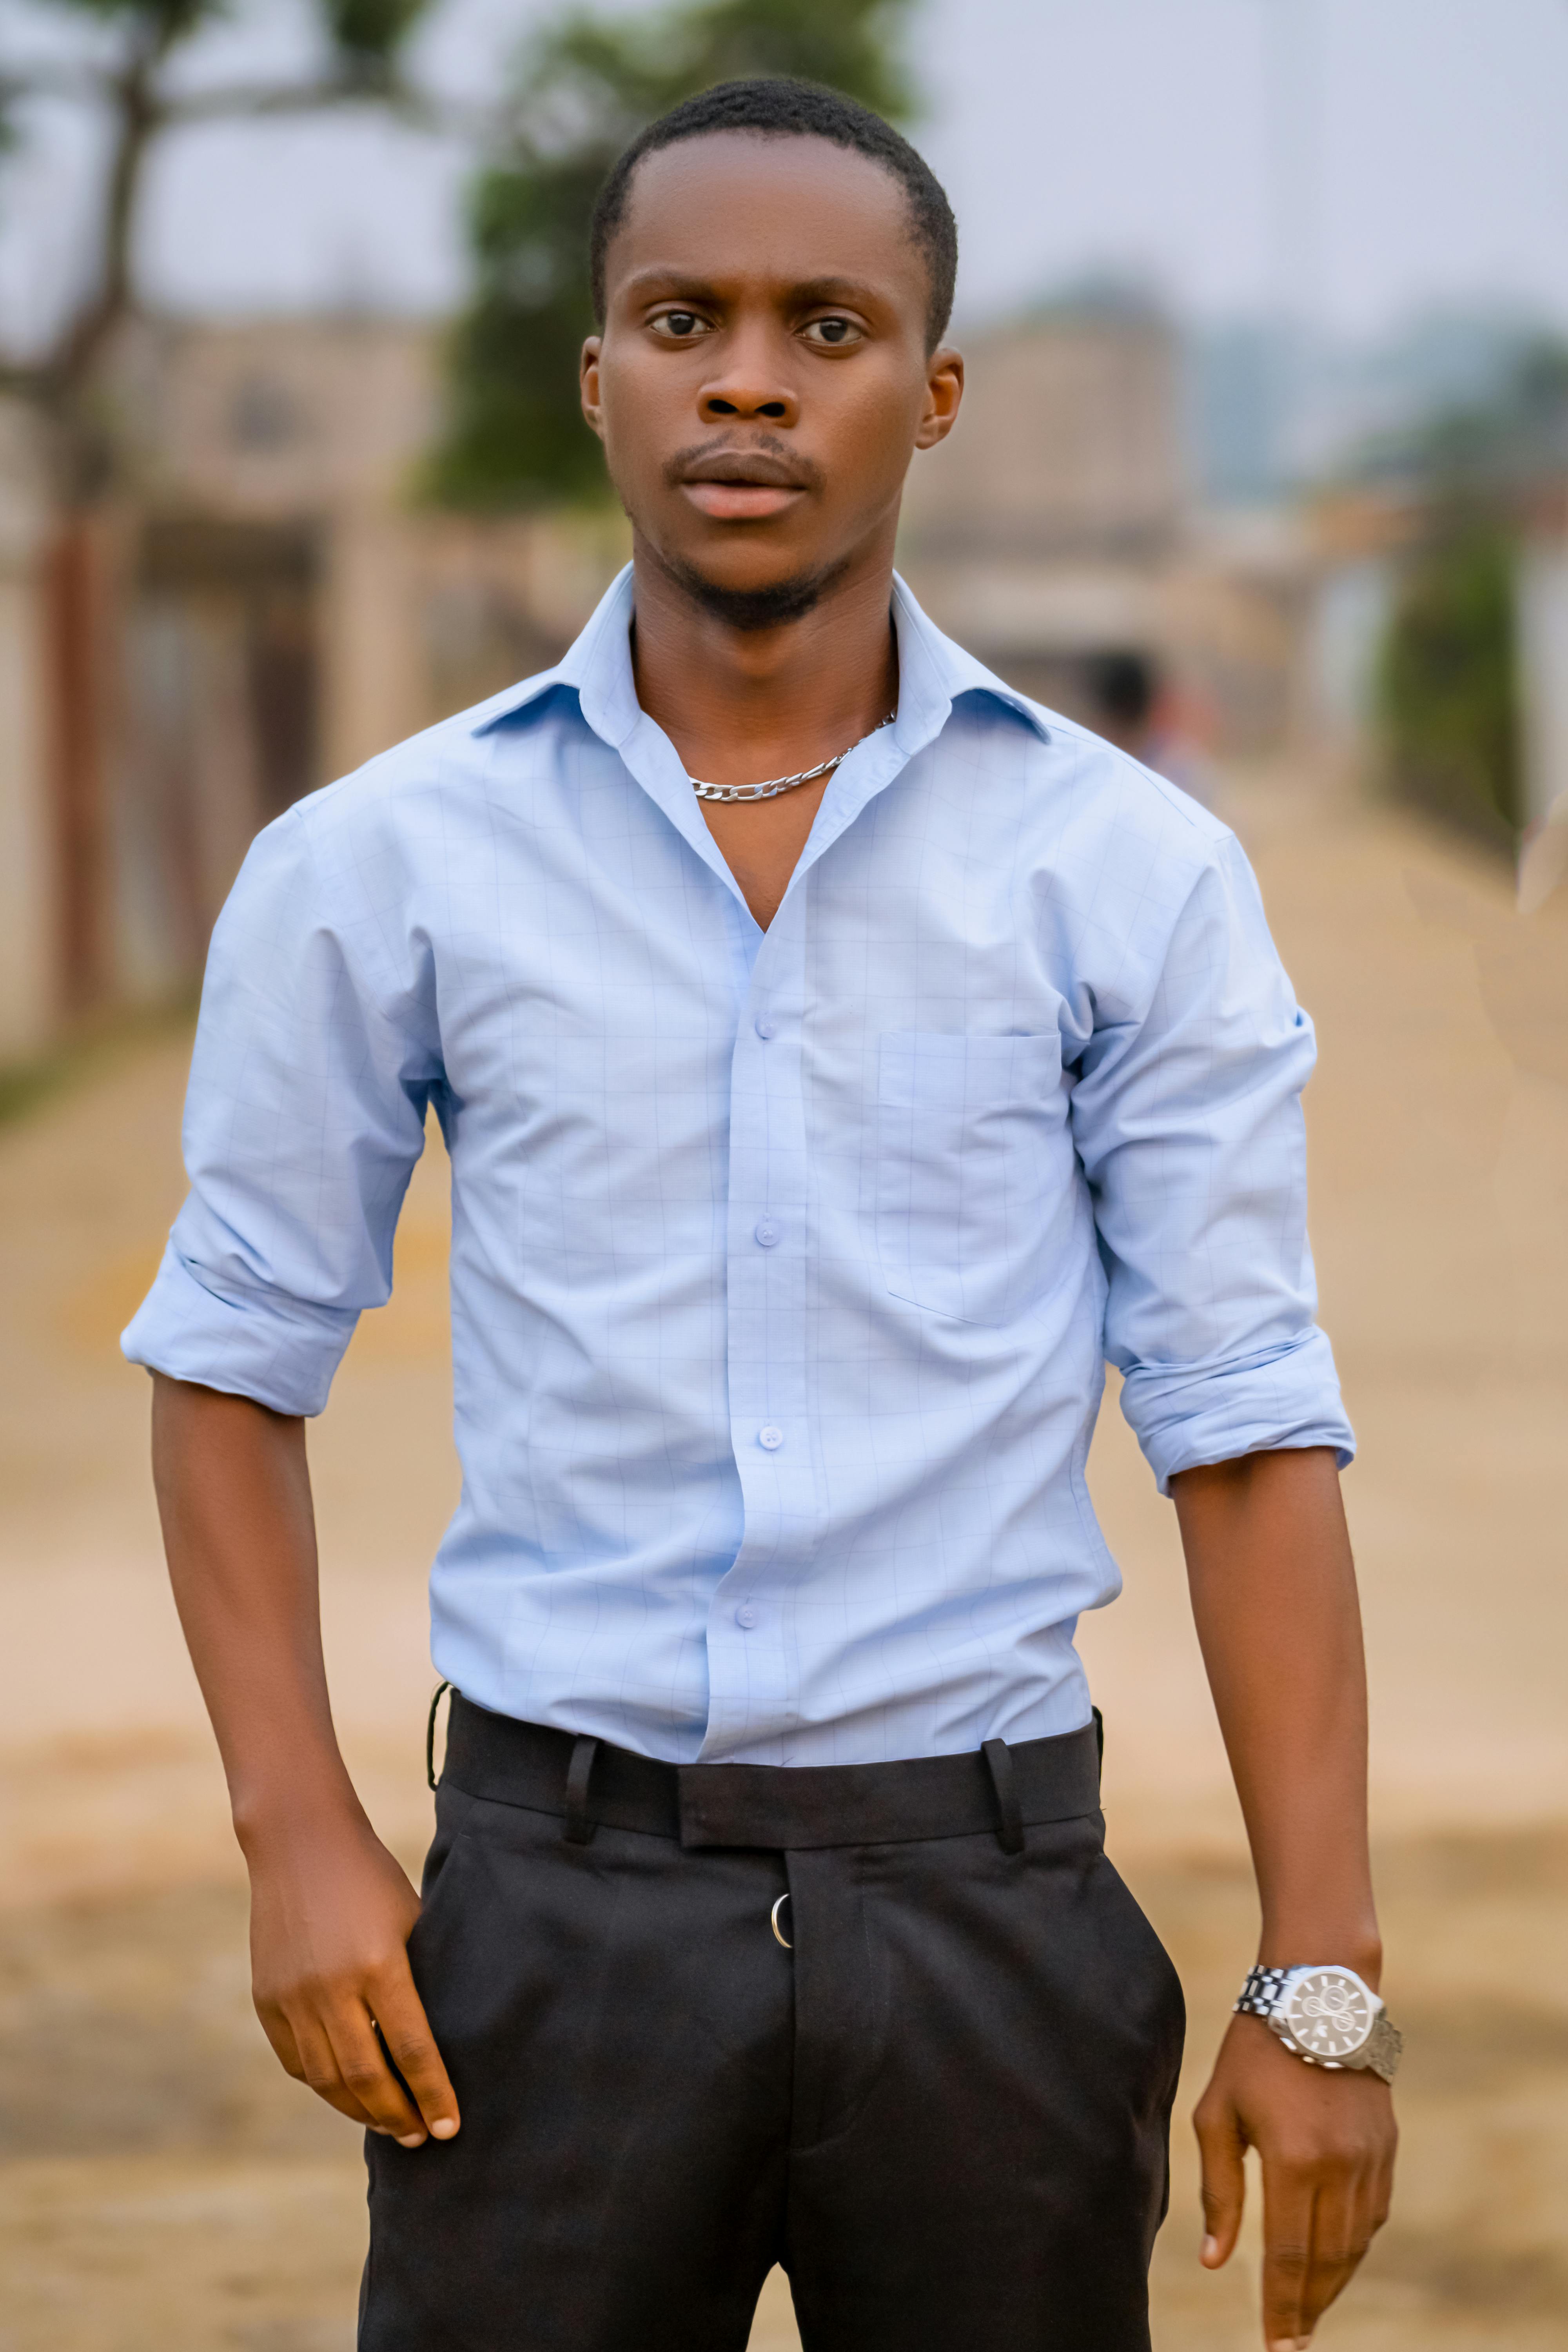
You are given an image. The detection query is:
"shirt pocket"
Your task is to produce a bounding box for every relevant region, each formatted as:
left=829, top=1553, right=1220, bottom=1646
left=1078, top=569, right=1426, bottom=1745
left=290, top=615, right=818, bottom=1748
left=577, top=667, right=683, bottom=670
left=875, top=1030, right=1065, bottom=1327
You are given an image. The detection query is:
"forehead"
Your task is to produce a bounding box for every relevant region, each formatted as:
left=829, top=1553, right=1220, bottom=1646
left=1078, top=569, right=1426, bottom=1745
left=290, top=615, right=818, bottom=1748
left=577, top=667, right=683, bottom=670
left=608, top=131, right=925, bottom=309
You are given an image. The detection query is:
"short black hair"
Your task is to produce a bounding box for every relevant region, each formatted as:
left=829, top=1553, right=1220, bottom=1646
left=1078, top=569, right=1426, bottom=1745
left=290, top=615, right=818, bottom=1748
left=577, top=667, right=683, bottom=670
left=590, top=79, right=958, bottom=350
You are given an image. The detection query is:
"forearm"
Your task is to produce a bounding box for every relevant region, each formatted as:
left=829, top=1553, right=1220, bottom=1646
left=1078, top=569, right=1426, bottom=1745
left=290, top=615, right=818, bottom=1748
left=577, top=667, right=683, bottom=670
left=149, top=1372, right=457, bottom=2143
left=150, top=1372, right=363, bottom=1851
left=1173, top=1445, right=1380, bottom=1981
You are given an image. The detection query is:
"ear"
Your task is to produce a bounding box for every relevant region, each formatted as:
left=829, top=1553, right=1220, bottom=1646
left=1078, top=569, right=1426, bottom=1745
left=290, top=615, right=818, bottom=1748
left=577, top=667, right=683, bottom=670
left=581, top=336, right=606, bottom=442
left=914, top=345, right=964, bottom=452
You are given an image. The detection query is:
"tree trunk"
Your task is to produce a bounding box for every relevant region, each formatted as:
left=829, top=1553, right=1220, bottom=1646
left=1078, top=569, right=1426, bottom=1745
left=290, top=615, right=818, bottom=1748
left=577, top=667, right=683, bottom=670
left=44, top=512, right=113, bottom=1014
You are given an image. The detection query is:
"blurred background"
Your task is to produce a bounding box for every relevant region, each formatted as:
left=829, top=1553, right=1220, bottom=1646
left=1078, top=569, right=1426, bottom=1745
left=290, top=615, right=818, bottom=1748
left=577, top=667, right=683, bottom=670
left=0, top=2, right=1564, bottom=2347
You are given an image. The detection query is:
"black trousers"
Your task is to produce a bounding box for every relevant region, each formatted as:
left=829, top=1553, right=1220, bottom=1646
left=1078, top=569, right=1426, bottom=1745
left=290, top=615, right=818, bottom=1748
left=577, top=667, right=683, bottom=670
left=360, top=1699, right=1185, bottom=2352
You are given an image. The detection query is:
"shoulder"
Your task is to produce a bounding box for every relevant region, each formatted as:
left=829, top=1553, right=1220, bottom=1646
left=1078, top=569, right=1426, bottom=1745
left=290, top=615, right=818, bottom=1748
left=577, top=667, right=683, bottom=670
left=945, top=689, right=1236, bottom=925
left=220, top=675, right=575, bottom=982
left=294, top=671, right=575, bottom=846
left=949, top=695, right=1263, bottom=1018
left=255, top=674, right=582, bottom=931
left=1008, top=697, right=1231, bottom=850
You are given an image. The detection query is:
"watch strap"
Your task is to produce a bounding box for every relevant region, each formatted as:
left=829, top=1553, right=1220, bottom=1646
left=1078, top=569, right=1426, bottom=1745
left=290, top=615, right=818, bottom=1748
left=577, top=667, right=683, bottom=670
left=1364, top=2012, right=1403, bottom=2083
left=1235, top=1963, right=1290, bottom=2019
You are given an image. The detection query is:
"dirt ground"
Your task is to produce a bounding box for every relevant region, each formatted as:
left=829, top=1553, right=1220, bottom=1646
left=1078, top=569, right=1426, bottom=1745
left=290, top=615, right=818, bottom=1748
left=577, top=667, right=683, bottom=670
left=1, top=762, right=1564, bottom=2351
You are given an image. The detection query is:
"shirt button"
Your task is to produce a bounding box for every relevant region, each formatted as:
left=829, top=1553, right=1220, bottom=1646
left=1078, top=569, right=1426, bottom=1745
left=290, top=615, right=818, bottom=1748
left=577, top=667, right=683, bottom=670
left=754, top=1014, right=776, bottom=1040
left=755, top=1219, right=779, bottom=1248
left=758, top=1424, right=784, bottom=1451
left=735, top=1602, right=757, bottom=1629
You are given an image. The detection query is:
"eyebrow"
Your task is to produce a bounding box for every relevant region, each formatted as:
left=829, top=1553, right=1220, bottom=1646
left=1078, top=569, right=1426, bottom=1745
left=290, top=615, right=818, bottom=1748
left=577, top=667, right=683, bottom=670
left=617, top=267, right=887, bottom=309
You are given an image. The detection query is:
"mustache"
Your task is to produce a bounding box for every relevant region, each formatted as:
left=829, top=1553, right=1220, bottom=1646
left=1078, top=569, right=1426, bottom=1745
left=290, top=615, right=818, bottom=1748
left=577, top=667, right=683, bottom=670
left=663, top=436, right=824, bottom=495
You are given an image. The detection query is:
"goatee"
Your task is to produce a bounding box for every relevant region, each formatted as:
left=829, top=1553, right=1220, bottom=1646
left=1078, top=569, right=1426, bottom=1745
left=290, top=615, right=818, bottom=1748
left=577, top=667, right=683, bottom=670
left=662, top=551, right=851, bottom=633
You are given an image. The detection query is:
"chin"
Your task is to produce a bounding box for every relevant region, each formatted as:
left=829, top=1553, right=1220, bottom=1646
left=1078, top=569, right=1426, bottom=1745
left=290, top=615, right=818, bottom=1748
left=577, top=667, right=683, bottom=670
left=656, top=544, right=851, bottom=633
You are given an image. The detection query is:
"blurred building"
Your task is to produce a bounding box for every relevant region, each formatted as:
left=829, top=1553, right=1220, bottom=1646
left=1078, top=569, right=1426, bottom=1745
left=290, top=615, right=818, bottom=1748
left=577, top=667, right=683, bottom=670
left=5, top=317, right=627, bottom=1049
left=108, top=314, right=629, bottom=1011
left=898, top=293, right=1316, bottom=757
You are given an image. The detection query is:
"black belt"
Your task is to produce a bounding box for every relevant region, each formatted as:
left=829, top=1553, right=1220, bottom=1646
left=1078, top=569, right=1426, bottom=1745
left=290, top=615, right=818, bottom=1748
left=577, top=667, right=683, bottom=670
left=434, top=1689, right=1102, bottom=1855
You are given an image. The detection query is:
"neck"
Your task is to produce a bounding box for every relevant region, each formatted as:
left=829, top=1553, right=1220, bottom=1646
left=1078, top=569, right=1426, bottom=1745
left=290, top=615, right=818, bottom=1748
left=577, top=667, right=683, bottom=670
left=629, top=534, right=900, bottom=788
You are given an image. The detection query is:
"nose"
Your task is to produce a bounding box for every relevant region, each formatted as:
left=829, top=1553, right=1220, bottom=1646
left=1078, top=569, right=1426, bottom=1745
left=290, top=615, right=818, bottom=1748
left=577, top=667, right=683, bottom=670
left=699, top=332, right=798, bottom=427
left=701, top=381, right=796, bottom=425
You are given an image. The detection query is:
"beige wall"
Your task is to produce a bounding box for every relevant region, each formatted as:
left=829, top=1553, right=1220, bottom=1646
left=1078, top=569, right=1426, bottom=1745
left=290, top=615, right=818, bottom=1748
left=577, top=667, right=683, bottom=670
left=124, top=317, right=631, bottom=779
left=904, top=308, right=1185, bottom=560
left=83, top=319, right=634, bottom=1001
left=125, top=315, right=445, bottom=524
left=896, top=306, right=1313, bottom=754
left=324, top=506, right=632, bottom=776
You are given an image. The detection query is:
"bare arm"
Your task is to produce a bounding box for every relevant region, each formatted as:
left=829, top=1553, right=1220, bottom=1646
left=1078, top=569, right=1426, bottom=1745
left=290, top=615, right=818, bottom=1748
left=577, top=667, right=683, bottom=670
left=150, top=1372, right=459, bottom=2148
left=1173, top=1445, right=1395, bottom=2351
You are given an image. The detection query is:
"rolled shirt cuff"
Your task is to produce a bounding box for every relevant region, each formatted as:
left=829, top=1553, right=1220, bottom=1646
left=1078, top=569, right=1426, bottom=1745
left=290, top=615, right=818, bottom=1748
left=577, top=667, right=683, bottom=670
left=120, top=1240, right=359, bottom=1418
left=1119, top=1325, right=1356, bottom=1496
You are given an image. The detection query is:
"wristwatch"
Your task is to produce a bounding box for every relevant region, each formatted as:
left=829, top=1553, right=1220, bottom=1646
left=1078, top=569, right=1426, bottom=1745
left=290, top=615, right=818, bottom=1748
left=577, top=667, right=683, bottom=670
left=1235, top=1964, right=1403, bottom=2083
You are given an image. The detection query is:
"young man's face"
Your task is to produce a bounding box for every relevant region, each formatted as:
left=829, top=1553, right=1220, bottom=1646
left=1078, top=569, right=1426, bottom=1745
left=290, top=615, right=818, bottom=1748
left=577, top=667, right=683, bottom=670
left=582, top=132, right=962, bottom=623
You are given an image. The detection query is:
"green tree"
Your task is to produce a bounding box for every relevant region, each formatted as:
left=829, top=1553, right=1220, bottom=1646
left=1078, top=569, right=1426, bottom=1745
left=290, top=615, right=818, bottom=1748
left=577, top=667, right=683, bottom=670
left=1370, top=341, right=1568, bottom=844
left=1376, top=513, right=1521, bottom=846
left=428, top=0, right=918, bottom=510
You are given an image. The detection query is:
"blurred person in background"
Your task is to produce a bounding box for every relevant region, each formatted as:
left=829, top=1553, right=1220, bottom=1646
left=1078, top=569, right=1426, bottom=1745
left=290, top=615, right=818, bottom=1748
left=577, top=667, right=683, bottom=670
left=1083, top=647, right=1221, bottom=811
left=127, top=77, right=1397, bottom=2352
left=1082, top=648, right=1161, bottom=754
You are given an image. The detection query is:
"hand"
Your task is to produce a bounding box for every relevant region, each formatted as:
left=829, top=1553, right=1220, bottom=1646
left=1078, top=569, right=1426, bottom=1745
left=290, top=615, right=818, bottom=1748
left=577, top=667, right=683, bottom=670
left=246, top=1810, right=461, bottom=2149
left=1194, top=2011, right=1396, bottom=2349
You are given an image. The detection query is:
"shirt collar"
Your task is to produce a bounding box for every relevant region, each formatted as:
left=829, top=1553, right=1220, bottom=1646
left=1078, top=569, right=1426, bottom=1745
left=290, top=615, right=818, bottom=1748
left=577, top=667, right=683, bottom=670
left=470, top=563, right=1050, bottom=754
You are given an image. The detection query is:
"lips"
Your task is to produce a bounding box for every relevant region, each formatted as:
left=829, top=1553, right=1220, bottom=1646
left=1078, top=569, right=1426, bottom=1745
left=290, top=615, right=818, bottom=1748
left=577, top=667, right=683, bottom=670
left=682, top=480, right=804, bottom=519
left=675, top=446, right=813, bottom=521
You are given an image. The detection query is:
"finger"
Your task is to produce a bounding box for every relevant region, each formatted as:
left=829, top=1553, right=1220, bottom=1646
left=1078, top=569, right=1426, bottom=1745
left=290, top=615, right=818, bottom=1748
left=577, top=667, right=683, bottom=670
left=1260, top=2159, right=1314, bottom=2350
left=368, top=1961, right=462, bottom=2141
left=1369, top=2153, right=1394, bottom=2238
left=254, top=1996, right=308, bottom=2083
left=1368, top=2120, right=1398, bottom=2237
left=1194, top=2092, right=1247, bottom=2268
left=288, top=2014, right=388, bottom=2133
left=323, top=2002, right=431, bottom=2147
left=1297, top=2159, right=1373, bottom=2335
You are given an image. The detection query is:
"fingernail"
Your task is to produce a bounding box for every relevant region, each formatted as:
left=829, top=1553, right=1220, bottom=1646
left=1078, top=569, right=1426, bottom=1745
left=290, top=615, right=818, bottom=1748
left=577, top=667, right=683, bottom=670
left=397, top=2132, right=427, bottom=2149
left=1201, top=2234, right=1220, bottom=2264
left=430, top=2117, right=458, bottom=2140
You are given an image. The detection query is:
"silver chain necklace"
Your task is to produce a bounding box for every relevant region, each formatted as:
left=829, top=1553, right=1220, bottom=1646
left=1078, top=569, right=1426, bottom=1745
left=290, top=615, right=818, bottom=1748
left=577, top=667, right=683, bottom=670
left=687, top=715, right=896, bottom=804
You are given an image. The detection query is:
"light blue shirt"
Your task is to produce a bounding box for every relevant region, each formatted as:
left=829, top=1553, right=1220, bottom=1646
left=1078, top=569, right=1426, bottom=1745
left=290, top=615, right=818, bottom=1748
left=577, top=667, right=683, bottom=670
left=123, top=568, right=1353, bottom=1766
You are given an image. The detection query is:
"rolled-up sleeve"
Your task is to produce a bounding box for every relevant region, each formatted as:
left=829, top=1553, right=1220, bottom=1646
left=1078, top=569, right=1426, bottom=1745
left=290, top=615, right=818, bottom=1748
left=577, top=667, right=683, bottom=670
left=122, top=799, right=434, bottom=1416
left=1071, top=830, right=1354, bottom=1493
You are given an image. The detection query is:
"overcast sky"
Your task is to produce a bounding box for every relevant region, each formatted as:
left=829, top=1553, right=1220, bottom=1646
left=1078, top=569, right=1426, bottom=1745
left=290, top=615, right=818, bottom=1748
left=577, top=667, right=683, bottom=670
left=3, top=0, right=1566, bottom=348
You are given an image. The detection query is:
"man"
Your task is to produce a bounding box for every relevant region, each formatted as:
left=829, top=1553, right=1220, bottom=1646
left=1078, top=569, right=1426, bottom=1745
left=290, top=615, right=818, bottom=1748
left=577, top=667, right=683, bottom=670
left=127, top=78, right=1396, bottom=2352
left=1081, top=650, right=1218, bottom=811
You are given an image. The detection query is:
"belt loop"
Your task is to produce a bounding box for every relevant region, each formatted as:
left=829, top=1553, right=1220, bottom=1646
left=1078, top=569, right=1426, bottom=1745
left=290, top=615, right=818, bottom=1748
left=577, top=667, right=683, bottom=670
left=1092, top=1706, right=1104, bottom=1784
left=426, top=1680, right=453, bottom=1792
left=982, top=1737, right=1024, bottom=1855
left=563, top=1735, right=601, bottom=1846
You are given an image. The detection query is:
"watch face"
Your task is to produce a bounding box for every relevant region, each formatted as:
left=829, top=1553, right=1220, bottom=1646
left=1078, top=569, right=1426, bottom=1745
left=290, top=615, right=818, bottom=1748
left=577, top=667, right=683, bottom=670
left=1279, top=1969, right=1375, bottom=2061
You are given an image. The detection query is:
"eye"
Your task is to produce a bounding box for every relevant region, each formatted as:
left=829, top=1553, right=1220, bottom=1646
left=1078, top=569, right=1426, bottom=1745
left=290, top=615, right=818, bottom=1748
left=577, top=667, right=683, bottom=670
left=650, top=310, right=711, bottom=340
left=802, top=315, right=864, bottom=348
